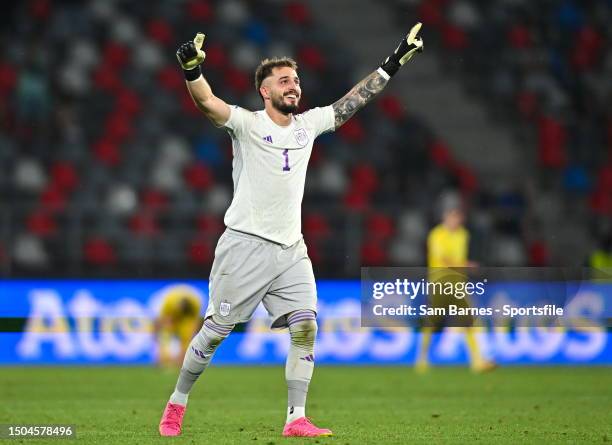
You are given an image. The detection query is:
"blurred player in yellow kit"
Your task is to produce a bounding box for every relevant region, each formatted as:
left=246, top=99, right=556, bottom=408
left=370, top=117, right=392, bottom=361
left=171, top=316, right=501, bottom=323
left=416, top=195, right=496, bottom=373
left=156, top=285, right=203, bottom=367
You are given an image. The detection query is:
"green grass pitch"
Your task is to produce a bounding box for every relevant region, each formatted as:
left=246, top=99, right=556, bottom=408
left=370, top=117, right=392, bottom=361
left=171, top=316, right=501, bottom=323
left=1, top=366, right=611, bottom=444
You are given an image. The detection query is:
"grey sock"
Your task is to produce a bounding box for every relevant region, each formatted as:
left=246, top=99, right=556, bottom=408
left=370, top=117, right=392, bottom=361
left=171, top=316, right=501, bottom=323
left=174, top=319, right=233, bottom=396
left=285, top=315, right=317, bottom=416
left=287, top=379, right=308, bottom=408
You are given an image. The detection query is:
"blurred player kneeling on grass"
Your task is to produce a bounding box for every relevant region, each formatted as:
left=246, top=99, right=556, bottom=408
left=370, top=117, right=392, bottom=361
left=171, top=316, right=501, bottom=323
left=156, top=286, right=203, bottom=367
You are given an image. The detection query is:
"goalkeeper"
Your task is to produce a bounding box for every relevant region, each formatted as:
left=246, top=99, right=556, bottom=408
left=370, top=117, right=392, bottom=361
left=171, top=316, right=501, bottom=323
left=159, top=23, right=424, bottom=438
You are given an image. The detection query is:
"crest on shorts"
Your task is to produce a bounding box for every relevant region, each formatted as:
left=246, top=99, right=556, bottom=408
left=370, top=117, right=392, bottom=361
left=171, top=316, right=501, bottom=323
left=294, top=128, right=308, bottom=147
left=219, top=301, right=231, bottom=316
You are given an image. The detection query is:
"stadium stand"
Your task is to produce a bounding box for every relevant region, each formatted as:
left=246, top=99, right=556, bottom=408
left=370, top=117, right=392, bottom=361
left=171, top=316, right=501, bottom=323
left=1, top=0, right=609, bottom=277
left=386, top=0, right=612, bottom=266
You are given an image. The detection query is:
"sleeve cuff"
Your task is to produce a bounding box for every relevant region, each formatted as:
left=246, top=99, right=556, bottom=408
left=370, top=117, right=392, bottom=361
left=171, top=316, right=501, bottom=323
left=376, top=67, right=391, bottom=81
left=183, top=65, right=202, bottom=82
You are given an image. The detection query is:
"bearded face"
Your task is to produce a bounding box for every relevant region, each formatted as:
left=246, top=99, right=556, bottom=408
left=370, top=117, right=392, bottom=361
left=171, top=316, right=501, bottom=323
left=270, top=87, right=300, bottom=114
left=261, top=66, right=301, bottom=114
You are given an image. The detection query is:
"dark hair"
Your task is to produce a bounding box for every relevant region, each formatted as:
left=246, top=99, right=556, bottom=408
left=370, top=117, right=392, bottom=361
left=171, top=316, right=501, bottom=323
left=254, top=57, right=298, bottom=98
left=178, top=297, right=197, bottom=317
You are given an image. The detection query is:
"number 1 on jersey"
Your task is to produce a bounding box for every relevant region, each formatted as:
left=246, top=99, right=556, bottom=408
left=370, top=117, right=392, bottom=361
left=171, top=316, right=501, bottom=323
left=282, top=149, right=290, bottom=171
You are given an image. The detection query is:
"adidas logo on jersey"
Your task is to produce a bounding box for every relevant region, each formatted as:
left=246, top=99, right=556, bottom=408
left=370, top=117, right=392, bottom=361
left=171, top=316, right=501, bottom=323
left=263, top=135, right=273, bottom=144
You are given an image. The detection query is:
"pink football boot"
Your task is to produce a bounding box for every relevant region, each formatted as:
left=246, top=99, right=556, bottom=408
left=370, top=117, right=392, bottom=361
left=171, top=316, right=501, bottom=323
left=159, top=402, right=186, bottom=436
left=282, top=417, right=333, bottom=437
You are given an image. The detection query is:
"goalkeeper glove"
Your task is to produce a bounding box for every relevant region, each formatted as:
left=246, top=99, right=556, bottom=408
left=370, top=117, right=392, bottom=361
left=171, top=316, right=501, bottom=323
left=379, top=22, right=424, bottom=78
left=176, top=32, right=206, bottom=81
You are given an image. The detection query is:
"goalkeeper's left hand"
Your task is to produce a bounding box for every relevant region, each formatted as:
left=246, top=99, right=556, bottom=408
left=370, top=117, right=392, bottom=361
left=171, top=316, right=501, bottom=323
left=177, top=33, right=207, bottom=81
left=379, top=22, right=424, bottom=78
left=176, top=32, right=206, bottom=70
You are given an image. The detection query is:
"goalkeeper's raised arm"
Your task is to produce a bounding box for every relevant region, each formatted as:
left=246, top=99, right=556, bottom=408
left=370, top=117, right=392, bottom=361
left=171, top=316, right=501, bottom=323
left=332, top=22, right=424, bottom=129
left=176, top=33, right=230, bottom=127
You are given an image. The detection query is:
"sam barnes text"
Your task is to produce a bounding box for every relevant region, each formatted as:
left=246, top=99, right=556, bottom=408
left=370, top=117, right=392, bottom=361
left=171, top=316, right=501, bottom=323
left=372, top=304, right=564, bottom=317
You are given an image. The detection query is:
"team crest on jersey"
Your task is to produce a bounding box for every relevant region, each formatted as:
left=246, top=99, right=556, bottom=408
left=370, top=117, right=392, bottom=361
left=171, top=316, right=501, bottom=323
left=294, top=128, right=308, bottom=147
left=219, top=301, right=231, bottom=316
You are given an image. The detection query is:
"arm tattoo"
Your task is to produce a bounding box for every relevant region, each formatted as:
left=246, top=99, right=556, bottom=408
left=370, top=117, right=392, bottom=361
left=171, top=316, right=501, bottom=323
left=332, top=70, right=389, bottom=128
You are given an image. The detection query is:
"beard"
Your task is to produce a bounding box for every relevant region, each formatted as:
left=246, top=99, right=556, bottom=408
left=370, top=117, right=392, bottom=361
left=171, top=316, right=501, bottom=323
left=271, top=93, right=299, bottom=114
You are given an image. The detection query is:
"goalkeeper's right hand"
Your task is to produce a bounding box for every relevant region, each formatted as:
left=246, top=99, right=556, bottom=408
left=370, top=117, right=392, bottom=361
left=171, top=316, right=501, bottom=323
left=176, top=33, right=206, bottom=80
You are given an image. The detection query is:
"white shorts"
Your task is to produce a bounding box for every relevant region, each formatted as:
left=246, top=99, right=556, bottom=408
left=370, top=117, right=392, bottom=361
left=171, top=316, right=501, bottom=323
left=205, top=228, right=317, bottom=328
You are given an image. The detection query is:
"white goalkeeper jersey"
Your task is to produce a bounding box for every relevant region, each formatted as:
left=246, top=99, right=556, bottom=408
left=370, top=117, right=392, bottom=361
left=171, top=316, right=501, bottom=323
left=222, top=105, right=335, bottom=246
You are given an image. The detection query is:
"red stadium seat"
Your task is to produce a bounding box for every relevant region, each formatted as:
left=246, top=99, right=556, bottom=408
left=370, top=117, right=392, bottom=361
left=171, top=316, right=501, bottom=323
left=102, top=42, right=130, bottom=69
left=338, top=118, right=365, bottom=143
left=0, top=63, right=17, bottom=97
left=441, top=24, right=469, bottom=50
left=184, top=162, right=214, bottom=191
left=105, top=112, right=133, bottom=143
left=589, top=189, right=612, bottom=215
left=343, top=188, right=369, bottom=212
left=596, top=165, right=612, bottom=191
left=360, top=239, right=388, bottom=266
left=186, top=0, right=213, bottom=22
left=187, top=238, right=213, bottom=265
left=451, top=163, right=478, bottom=194
left=528, top=240, right=550, bottom=266
left=84, top=237, right=117, bottom=266
left=93, top=139, right=122, bottom=167
left=284, top=2, right=311, bottom=26
left=538, top=116, right=567, bottom=168
left=508, top=24, right=533, bottom=49
left=40, top=185, right=67, bottom=211
left=350, top=164, right=379, bottom=194
left=570, top=26, right=603, bottom=72
left=157, top=66, right=184, bottom=92
left=297, top=45, right=325, bottom=71
left=303, top=213, right=331, bottom=240
left=204, top=44, right=229, bottom=69
left=418, top=0, right=446, bottom=28
left=93, top=66, right=122, bottom=92
left=366, top=213, right=395, bottom=240
left=50, top=162, right=79, bottom=191
left=224, top=67, right=250, bottom=94
left=147, top=19, right=174, bottom=46
left=116, top=89, right=142, bottom=116
left=141, top=189, right=169, bottom=211
left=430, top=140, right=453, bottom=168
left=306, top=241, right=322, bottom=265
left=195, top=214, right=224, bottom=235
left=29, top=0, right=51, bottom=20
left=378, top=96, right=405, bottom=121
left=26, top=210, right=57, bottom=238
left=128, top=212, right=160, bottom=237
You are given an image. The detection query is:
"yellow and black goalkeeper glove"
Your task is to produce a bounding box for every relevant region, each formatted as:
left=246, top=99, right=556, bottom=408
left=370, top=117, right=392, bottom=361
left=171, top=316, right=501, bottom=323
left=176, top=32, right=206, bottom=81
left=380, top=22, right=424, bottom=77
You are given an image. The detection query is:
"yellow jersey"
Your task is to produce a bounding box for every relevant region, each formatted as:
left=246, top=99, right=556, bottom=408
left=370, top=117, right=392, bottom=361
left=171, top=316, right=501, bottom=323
left=427, top=224, right=469, bottom=268
left=159, top=285, right=202, bottom=321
